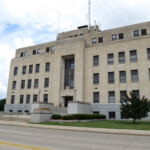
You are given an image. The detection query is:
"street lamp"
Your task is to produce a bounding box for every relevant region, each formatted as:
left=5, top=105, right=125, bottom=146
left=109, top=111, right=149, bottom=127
left=38, top=89, right=41, bottom=103
left=74, top=87, right=77, bottom=102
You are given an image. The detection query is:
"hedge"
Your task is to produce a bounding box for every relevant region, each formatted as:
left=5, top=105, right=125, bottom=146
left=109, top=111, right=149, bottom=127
left=62, top=115, right=74, bottom=120
left=51, top=114, right=62, bottom=119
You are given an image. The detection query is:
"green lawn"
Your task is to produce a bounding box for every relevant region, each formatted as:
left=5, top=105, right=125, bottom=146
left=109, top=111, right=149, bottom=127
left=36, top=120, right=150, bottom=130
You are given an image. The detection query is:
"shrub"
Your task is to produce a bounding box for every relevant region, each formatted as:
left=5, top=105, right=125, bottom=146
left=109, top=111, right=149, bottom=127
left=91, top=114, right=106, bottom=119
left=72, top=114, right=106, bottom=120
left=62, top=115, right=74, bottom=120
left=52, top=114, right=62, bottom=119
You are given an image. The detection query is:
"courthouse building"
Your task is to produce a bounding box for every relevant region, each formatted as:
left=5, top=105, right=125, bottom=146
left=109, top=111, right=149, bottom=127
left=5, top=21, right=150, bottom=119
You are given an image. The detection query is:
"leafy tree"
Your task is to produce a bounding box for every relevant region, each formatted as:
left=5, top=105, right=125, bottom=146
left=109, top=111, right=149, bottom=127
left=0, top=99, right=6, bottom=111
left=121, top=92, right=150, bottom=123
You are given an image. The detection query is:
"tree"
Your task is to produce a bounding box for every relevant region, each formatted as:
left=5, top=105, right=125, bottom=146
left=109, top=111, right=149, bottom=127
left=121, top=92, right=150, bottom=123
left=0, top=99, right=6, bottom=111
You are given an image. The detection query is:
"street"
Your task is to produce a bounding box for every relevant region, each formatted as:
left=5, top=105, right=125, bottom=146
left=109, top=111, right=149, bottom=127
left=0, top=125, right=150, bottom=150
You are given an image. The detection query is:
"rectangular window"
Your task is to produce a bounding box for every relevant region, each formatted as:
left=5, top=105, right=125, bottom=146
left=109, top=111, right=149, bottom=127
left=35, top=64, right=40, bottom=73
left=108, top=72, right=114, bottom=83
left=120, top=91, right=127, bottom=103
left=92, top=38, right=97, bottom=44
left=43, top=94, right=48, bottom=103
left=45, top=62, right=50, bottom=72
left=14, top=67, right=18, bottom=76
left=46, top=47, right=49, bottom=52
left=20, top=52, right=23, bottom=57
left=93, top=73, right=99, bottom=84
left=147, top=48, right=150, bottom=60
left=44, top=78, right=49, bottom=88
left=119, top=71, right=126, bottom=83
left=26, top=95, right=30, bottom=104
left=133, top=30, right=139, bottom=37
left=33, top=50, right=36, bottom=55
left=132, top=90, right=140, bottom=98
left=37, top=49, right=40, bottom=54
left=20, top=95, right=24, bottom=104
left=12, top=81, right=16, bottom=90
left=119, top=33, right=124, bottom=39
left=109, top=112, right=116, bottom=119
left=27, top=79, right=32, bottom=89
left=34, top=79, right=38, bottom=89
left=21, top=80, right=25, bottom=89
left=98, top=37, right=103, bottom=43
left=24, top=51, right=28, bottom=56
left=93, top=55, right=99, bottom=66
left=22, top=66, right=26, bottom=74
left=93, top=92, right=99, bottom=103
left=51, top=46, right=55, bottom=53
left=108, top=53, right=114, bottom=64
left=130, top=50, right=137, bottom=62
left=109, top=91, right=115, bottom=103
left=33, top=94, right=38, bottom=102
left=131, top=70, right=138, bottom=82
left=112, top=34, right=117, bottom=41
left=29, top=65, right=33, bottom=74
left=149, top=69, right=150, bottom=80
left=11, top=95, right=15, bottom=104
left=141, top=29, right=147, bottom=35
left=118, top=52, right=125, bottom=63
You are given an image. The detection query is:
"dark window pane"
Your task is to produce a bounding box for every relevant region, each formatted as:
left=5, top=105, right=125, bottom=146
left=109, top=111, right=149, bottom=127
left=43, top=94, right=48, bottom=103
left=27, top=79, right=32, bottom=89
left=120, top=71, right=126, bottom=83
left=130, top=50, right=137, bottom=62
left=119, top=52, right=125, bottom=63
left=33, top=50, right=36, bottom=55
left=141, top=29, right=147, bottom=35
left=22, top=66, right=26, bottom=74
left=108, top=72, right=114, bottom=83
left=34, top=79, right=38, bottom=88
left=93, top=92, right=99, bottom=103
left=21, top=80, right=25, bottom=89
left=108, top=54, right=114, bottom=64
left=33, top=94, right=38, bottom=102
left=11, top=95, right=15, bottom=104
left=132, top=90, right=140, bottom=98
left=29, top=65, right=33, bottom=74
left=98, top=37, right=103, bottom=43
left=131, top=70, right=138, bottom=82
left=133, top=30, right=139, bottom=37
left=26, top=95, right=30, bottom=104
left=109, top=112, right=116, bottom=119
left=109, top=91, right=115, bottom=103
left=14, top=67, right=18, bottom=76
left=46, top=47, right=49, bottom=52
left=20, top=95, right=24, bottom=104
left=35, top=64, right=40, bottom=73
left=20, top=52, right=23, bottom=57
left=93, top=55, right=99, bottom=66
left=147, top=48, right=150, bottom=60
left=93, top=73, right=99, bottom=84
left=12, top=81, right=16, bottom=90
left=119, top=33, right=124, bottom=39
left=45, top=63, right=50, bottom=72
left=44, top=78, right=49, bottom=88
left=120, top=91, right=127, bottom=103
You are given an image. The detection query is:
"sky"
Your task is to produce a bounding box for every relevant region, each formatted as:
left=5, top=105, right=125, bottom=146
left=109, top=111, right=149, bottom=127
left=1, top=0, right=150, bottom=99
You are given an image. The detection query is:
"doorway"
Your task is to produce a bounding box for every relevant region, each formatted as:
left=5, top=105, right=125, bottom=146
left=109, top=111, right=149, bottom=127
left=64, top=96, right=73, bottom=107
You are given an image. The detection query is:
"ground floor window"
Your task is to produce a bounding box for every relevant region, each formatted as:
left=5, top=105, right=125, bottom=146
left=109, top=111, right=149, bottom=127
left=109, top=112, right=116, bottom=119
left=93, top=111, right=99, bottom=114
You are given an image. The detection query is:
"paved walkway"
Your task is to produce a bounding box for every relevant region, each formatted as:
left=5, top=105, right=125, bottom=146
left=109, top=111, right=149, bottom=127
left=0, top=120, right=150, bottom=136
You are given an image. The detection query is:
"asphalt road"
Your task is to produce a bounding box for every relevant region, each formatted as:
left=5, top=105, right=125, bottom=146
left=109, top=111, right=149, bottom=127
left=0, top=125, right=150, bottom=150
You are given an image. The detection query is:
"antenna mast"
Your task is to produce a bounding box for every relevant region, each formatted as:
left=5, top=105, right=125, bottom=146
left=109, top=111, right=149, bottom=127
left=88, top=0, right=91, bottom=30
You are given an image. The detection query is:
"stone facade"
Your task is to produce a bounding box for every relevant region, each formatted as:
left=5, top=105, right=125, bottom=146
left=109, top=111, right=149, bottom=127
left=5, top=21, right=150, bottom=120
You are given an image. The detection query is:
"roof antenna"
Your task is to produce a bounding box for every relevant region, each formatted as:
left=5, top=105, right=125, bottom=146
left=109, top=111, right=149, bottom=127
left=56, top=12, right=60, bottom=39
left=88, top=0, right=91, bottom=31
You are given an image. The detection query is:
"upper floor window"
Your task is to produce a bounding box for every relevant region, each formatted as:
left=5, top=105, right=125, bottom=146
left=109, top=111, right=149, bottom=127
left=119, top=71, right=126, bottom=83
left=35, top=64, right=40, bottom=73
left=20, top=95, right=24, bottom=104
left=27, top=79, right=32, bottom=89
left=33, top=94, right=38, bottom=102
left=29, top=65, right=33, bottom=74
left=92, top=38, right=97, bottom=44
left=132, top=90, right=140, bottom=98
left=131, top=70, right=138, bottom=82
left=21, top=80, right=25, bottom=89
left=45, top=63, right=50, bottom=72
left=109, top=91, right=115, bottom=103
left=20, top=52, right=23, bottom=57
left=37, top=49, right=40, bottom=54
left=119, top=52, right=125, bottom=63
left=130, top=50, right=137, bottom=62
left=26, top=95, right=30, bottom=104
left=11, top=95, right=15, bottom=104
left=14, top=67, right=18, bottom=76
left=43, top=94, right=48, bottom=103
left=46, top=47, right=49, bottom=52
left=147, top=48, right=150, bottom=60
left=34, top=79, right=39, bottom=89
left=119, top=33, right=124, bottom=39
left=149, top=68, right=150, bottom=80
left=93, top=73, right=99, bottom=85
left=33, top=50, right=36, bottom=55
left=112, top=34, right=117, bottom=41
left=108, top=72, right=114, bottom=83
left=133, top=30, right=139, bottom=37
left=98, top=37, right=103, bottom=43
left=93, top=55, right=99, bottom=66
left=93, top=92, right=99, bottom=103
left=141, top=29, right=147, bottom=36
left=108, top=53, right=114, bottom=64
left=24, top=51, right=28, bottom=56
left=22, top=66, right=26, bottom=75
left=44, top=78, right=49, bottom=88
left=120, top=91, right=127, bottom=103
left=12, top=81, right=16, bottom=90
left=51, top=46, right=55, bottom=53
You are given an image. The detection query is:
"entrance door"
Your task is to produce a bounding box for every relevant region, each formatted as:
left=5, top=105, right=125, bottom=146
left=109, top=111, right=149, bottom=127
left=64, top=96, right=73, bottom=107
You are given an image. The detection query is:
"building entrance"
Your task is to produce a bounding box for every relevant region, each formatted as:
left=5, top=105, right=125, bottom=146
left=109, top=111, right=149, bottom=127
left=64, top=96, right=73, bottom=107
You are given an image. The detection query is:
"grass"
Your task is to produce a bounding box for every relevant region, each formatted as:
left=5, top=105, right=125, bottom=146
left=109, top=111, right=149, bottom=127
left=35, top=120, right=150, bottom=130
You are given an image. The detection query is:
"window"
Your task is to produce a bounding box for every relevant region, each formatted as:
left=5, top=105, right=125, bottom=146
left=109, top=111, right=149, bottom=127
left=14, top=67, right=18, bottom=76
left=93, top=73, right=99, bottom=84
left=109, top=112, right=116, bottom=119
left=109, top=91, right=115, bottom=103
left=130, top=50, right=137, bottom=62
left=149, top=69, right=150, bottom=80
left=34, top=79, right=38, bottom=88
left=45, top=63, right=50, bottom=72
left=51, top=46, right=55, bottom=53
left=22, top=66, right=26, bottom=74
left=133, top=30, right=139, bottom=37
left=37, top=49, right=40, bottom=54
left=24, top=51, right=28, bottom=56
left=93, top=55, right=99, bottom=66
left=20, top=52, right=23, bottom=57
left=20, top=95, right=24, bottom=104
left=98, top=37, right=103, bottom=43
left=112, top=34, right=117, bottom=40
left=80, top=33, right=83, bottom=36
left=108, top=53, right=114, bottom=64
left=44, top=78, right=49, bottom=88
left=35, top=64, right=40, bottom=73
left=93, top=111, right=99, bottom=114
left=132, top=90, right=140, bottom=98
left=27, top=79, right=32, bottom=89
left=12, top=81, right=16, bottom=90
left=26, top=95, right=30, bottom=104
left=131, top=70, right=138, bottom=82
left=46, top=47, right=49, bottom=52
left=43, top=94, right=48, bottom=103
left=147, top=48, right=150, bottom=60
left=93, top=92, right=99, bottom=103
left=21, top=80, right=25, bottom=89
left=92, top=38, right=96, bottom=44
left=74, top=35, right=78, bottom=37
left=33, top=50, right=36, bottom=55
left=29, top=65, right=33, bottom=74
left=120, top=91, right=127, bottom=103
left=119, top=33, right=124, bottom=39
left=11, top=95, right=15, bottom=104
left=141, top=29, right=147, bottom=35
left=119, top=52, right=125, bottom=63
left=33, top=94, right=38, bottom=102
left=108, top=72, right=114, bottom=83
left=119, top=71, right=126, bottom=83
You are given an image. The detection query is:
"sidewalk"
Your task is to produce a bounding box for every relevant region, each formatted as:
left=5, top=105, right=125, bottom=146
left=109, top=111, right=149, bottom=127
left=0, top=120, right=150, bottom=136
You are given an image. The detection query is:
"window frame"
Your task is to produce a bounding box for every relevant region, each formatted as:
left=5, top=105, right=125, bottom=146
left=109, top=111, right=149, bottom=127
left=93, top=92, right=99, bottom=103
left=108, top=72, right=115, bottom=83
left=93, top=55, right=99, bottom=66
left=108, top=53, right=114, bottom=64
left=119, top=71, right=126, bottom=83
left=130, top=50, right=137, bottom=62
left=131, top=70, right=138, bottom=82
left=118, top=52, right=125, bottom=63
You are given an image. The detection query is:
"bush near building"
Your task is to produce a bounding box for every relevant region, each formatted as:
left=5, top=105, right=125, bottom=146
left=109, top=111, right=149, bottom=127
left=51, top=114, right=62, bottom=119
left=0, top=99, right=6, bottom=111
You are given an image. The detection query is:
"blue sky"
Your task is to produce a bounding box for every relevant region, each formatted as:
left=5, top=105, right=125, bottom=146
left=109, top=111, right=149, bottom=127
left=1, top=0, right=150, bottom=99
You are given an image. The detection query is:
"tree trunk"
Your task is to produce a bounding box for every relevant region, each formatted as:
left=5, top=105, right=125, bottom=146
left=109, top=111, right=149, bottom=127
left=133, top=118, right=136, bottom=123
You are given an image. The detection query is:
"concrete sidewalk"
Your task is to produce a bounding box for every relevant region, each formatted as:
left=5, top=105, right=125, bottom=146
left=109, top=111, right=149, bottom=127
left=0, top=120, right=150, bottom=136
